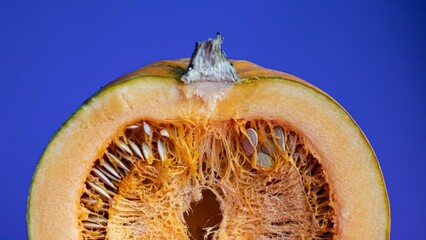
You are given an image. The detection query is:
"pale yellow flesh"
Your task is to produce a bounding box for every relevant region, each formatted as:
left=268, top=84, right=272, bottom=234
left=28, top=77, right=389, bottom=239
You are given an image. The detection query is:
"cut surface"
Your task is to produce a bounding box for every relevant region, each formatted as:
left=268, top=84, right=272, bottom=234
left=28, top=60, right=389, bottom=240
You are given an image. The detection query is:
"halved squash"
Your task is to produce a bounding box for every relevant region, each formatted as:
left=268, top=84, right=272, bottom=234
left=28, top=34, right=390, bottom=239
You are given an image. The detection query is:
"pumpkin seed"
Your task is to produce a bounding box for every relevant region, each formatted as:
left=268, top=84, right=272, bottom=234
left=128, top=139, right=143, bottom=159
left=243, top=128, right=258, bottom=156
left=257, top=152, right=273, bottom=168
left=88, top=215, right=107, bottom=224
left=82, top=221, right=105, bottom=229
left=106, top=152, right=130, bottom=173
left=87, top=182, right=112, bottom=199
left=115, top=138, right=133, bottom=155
left=93, top=168, right=116, bottom=189
left=273, top=126, right=285, bottom=151
left=143, top=122, right=152, bottom=136
left=100, top=159, right=121, bottom=179
left=160, top=129, right=170, bottom=138
left=126, top=124, right=140, bottom=130
left=157, top=140, right=166, bottom=161
left=80, top=197, right=97, bottom=205
left=142, top=143, right=152, bottom=160
left=122, top=154, right=137, bottom=164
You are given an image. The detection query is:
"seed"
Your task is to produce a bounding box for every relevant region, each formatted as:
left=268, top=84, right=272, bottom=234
left=88, top=215, right=107, bottom=224
left=157, top=140, right=166, bottom=161
left=93, top=168, right=116, bottom=190
left=106, top=152, right=130, bottom=173
left=128, top=139, right=143, bottom=159
left=98, top=167, right=120, bottom=182
left=87, top=182, right=112, bottom=199
left=273, top=126, right=285, bottom=151
left=257, top=152, right=273, bottom=168
left=293, top=152, right=299, bottom=160
left=86, top=206, right=108, bottom=213
left=100, top=160, right=121, bottom=179
left=126, top=124, right=140, bottom=130
left=115, top=138, right=133, bottom=155
left=289, top=136, right=297, bottom=154
left=143, top=122, right=152, bottom=136
left=160, top=129, right=170, bottom=138
left=122, top=154, right=137, bottom=164
left=81, top=197, right=98, bottom=205
left=141, top=143, right=152, bottom=160
left=243, top=128, right=258, bottom=156
left=82, top=221, right=105, bottom=229
left=82, top=199, right=109, bottom=212
left=261, top=138, right=274, bottom=155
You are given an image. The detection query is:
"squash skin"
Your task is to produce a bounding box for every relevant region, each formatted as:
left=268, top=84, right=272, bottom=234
left=110, top=59, right=348, bottom=114
left=111, top=59, right=301, bottom=84
left=27, top=59, right=390, bottom=240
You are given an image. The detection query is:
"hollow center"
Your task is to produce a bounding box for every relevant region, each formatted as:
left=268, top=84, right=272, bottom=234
left=184, top=189, right=223, bottom=240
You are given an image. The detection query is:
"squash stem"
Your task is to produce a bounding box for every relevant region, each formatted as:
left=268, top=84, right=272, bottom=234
left=181, top=33, right=240, bottom=84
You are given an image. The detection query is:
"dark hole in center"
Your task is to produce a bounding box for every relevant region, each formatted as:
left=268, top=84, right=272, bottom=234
left=184, top=189, right=223, bottom=240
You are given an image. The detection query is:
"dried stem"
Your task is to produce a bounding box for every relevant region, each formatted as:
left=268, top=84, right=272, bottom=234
left=181, top=33, right=240, bottom=84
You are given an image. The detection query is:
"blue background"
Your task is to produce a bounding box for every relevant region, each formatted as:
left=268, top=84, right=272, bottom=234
left=1, top=1, right=425, bottom=239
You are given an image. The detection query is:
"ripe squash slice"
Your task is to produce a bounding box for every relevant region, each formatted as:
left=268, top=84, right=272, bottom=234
left=28, top=35, right=389, bottom=240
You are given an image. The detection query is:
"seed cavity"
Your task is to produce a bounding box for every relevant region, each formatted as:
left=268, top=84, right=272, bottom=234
left=79, top=120, right=336, bottom=239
